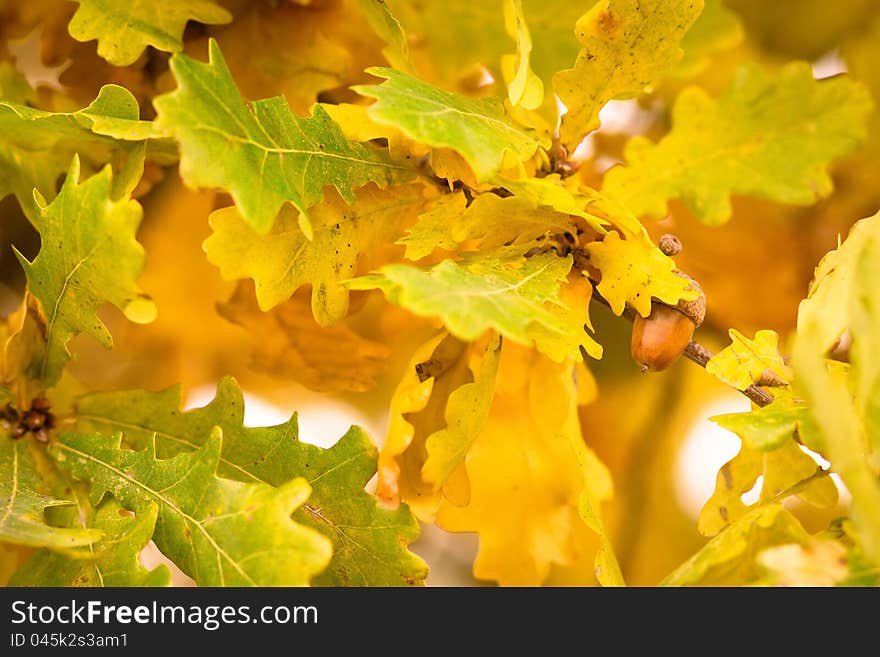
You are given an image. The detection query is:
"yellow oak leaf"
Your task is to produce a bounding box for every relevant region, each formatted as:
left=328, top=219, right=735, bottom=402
left=205, top=183, right=431, bottom=324
left=585, top=230, right=698, bottom=317
left=706, top=329, right=793, bottom=391
left=502, top=0, right=544, bottom=110
left=698, top=440, right=838, bottom=537
left=798, top=210, right=880, bottom=352
left=422, top=334, right=502, bottom=502
left=218, top=282, right=390, bottom=393
left=377, top=332, right=473, bottom=519
left=198, top=2, right=351, bottom=115
left=555, top=0, right=703, bottom=151
left=436, top=343, right=621, bottom=586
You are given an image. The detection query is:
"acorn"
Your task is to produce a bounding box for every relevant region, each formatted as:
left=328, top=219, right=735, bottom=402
left=631, top=273, right=706, bottom=372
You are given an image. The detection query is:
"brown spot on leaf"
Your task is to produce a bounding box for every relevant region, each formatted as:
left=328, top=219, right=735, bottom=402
left=414, top=358, right=442, bottom=382
left=721, top=463, right=733, bottom=489
left=595, top=9, right=620, bottom=37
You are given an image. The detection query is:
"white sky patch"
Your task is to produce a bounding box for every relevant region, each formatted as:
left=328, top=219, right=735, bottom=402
left=598, top=99, right=657, bottom=136
left=183, top=384, right=380, bottom=449
left=8, top=28, right=70, bottom=91
left=812, top=50, right=848, bottom=80
left=674, top=393, right=750, bottom=518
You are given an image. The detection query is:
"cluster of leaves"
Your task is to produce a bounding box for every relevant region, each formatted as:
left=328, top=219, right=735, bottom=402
left=0, top=0, right=878, bottom=587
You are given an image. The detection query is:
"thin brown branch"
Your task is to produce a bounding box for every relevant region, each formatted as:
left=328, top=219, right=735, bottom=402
left=588, top=289, right=775, bottom=408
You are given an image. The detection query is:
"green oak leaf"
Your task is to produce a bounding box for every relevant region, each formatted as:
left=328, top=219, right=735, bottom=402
left=154, top=39, right=410, bottom=234
left=354, top=67, right=543, bottom=181
left=73, top=377, right=427, bottom=586
left=10, top=500, right=170, bottom=586
left=0, top=84, right=171, bottom=219
left=662, top=505, right=810, bottom=586
left=712, top=395, right=818, bottom=452
left=554, top=0, right=703, bottom=151
left=603, top=62, right=873, bottom=224
left=69, top=0, right=232, bottom=66
left=705, top=329, right=793, bottom=391
left=0, top=435, right=102, bottom=550
left=13, top=157, right=155, bottom=388
left=52, top=429, right=332, bottom=586
left=348, top=250, right=602, bottom=361
left=205, top=182, right=429, bottom=322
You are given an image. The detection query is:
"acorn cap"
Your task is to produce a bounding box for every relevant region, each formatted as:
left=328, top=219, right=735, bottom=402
left=669, top=271, right=706, bottom=327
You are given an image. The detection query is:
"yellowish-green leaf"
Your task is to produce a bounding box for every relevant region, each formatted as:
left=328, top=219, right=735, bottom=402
left=798, top=210, right=880, bottom=353
left=154, top=40, right=411, bottom=234
left=355, top=67, right=543, bottom=181
left=585, top=230, right=698, bottom=317
left=73, top=377, right=427, bottom=586
left=52, top=429, right=332, bottom=586
left=494, top=175, right=610, bottom=233
left=794, top=229, right=880, bottom=564
left=712, top=394, right=817, bottom=452
left=674, top=0, right=744, bottom=77
left=358, top=0, right=413, bottom=72
left=401, top=192, right=574, bottom=260
left=849, top=230, right=880, bottom=459
left=0, top=84, right=170, bottom=219
left=706, top=329, right=793, bottom=391
left=502, top=0, right=544, bottom=110
left=0, top=436, right=102, bottom=550
left=554, top=0, right=703, bottom=151
left=348, top=251, right=602, bottom=361
left=13, top=158, right=155, bottom=388
left=423, top=333, right=502, bottom=491
left=205, top=183, right=429, bottom=323
left=662, top=505, right=809, bottom=586
left=0, top=61, right=34, bottom=105
left=69, top=0, right=232, bottom=66
left=9, top=500, right=170, bottom=587
left=603, top=63, right=873, bottom=224
left=400, top=192, right=468, bottom=260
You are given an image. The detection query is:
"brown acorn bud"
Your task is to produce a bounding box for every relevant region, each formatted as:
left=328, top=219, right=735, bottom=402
left=23, top=410, right=45, bottom=430
left=659, top=234, right=683, bottom=256
left=31, top=397, right=51, bottom=412
left=631, top=303, right=696, bottom=372
left=11, top=424, right=27, bottom=439
left=33, top=428, right=49, bottom=444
